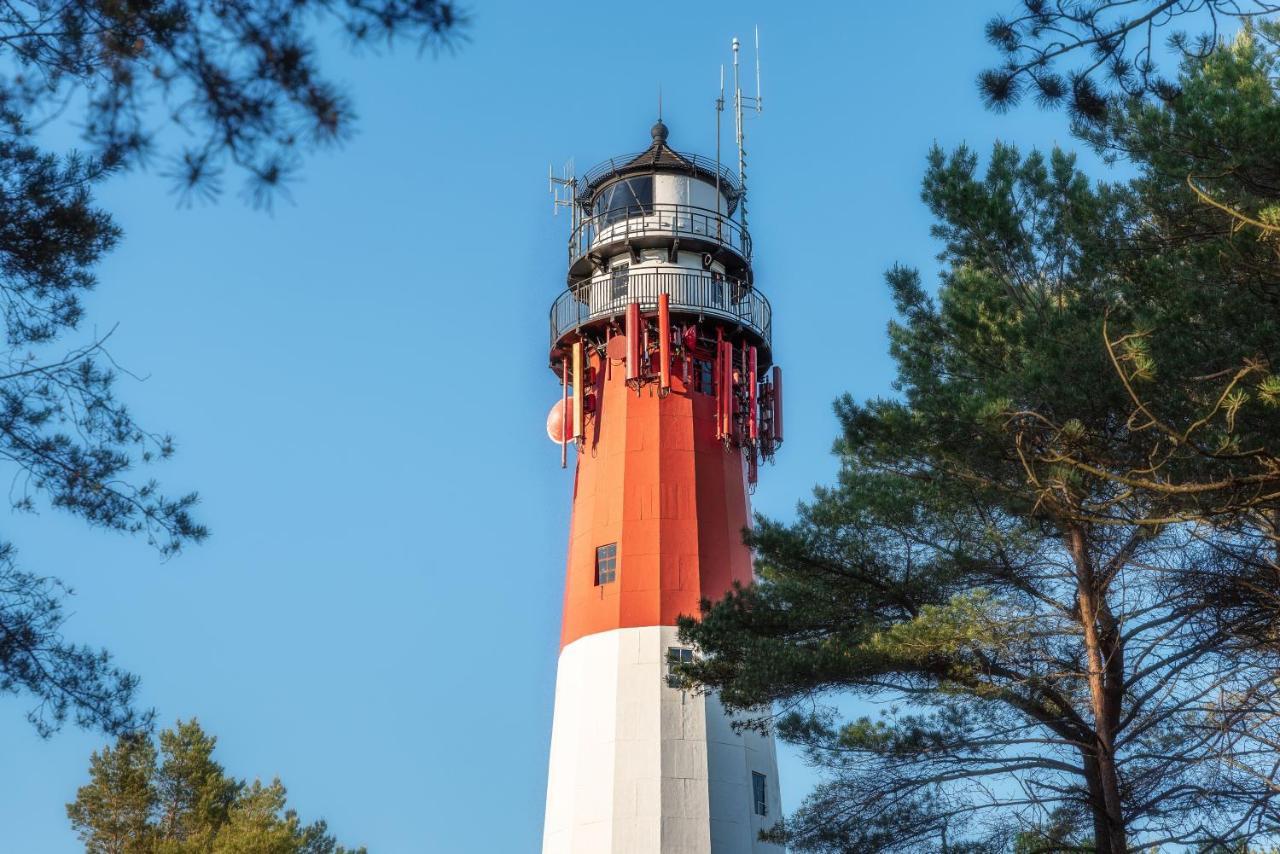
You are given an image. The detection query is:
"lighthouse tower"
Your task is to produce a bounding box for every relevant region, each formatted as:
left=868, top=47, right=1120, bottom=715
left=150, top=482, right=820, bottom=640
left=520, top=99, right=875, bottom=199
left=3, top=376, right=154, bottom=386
left=541, top=111, right=785, bottom=853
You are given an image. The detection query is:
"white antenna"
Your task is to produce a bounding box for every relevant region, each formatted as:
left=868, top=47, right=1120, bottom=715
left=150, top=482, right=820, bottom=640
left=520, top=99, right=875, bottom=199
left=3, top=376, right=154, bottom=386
left=548, top=159, right=578, bottom=231
left=730, top=29, right=763, bottom=231
left=755, top=25, right=763, bottom=112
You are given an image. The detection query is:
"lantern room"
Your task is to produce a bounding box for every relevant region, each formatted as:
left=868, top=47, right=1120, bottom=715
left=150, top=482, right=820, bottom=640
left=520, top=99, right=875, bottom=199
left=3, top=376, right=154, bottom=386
left=567, top=121, right=750, bottom=283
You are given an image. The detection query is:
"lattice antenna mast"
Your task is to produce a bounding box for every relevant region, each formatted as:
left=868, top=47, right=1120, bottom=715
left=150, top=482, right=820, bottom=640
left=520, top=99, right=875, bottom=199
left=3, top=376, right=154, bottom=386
left=732, top=28, right=763, bottom=230
left=548, top=158, right=578, bottom=233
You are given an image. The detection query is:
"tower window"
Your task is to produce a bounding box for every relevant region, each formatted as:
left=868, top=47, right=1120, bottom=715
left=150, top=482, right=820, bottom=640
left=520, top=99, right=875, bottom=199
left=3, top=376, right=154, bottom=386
left=752, top=772, right=768, bottom=816
left=666, top=647, right=694, bottom=688
left=610, top=263, right=629, bottom=301
left=693, top=358, right=714, bottom=395
left=595, top=543, right=617, bottom=585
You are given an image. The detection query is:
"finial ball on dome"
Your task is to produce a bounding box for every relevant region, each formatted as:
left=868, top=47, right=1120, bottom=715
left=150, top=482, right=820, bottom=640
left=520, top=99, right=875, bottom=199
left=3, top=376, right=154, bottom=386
left=651, top=120, right=669, bottom=143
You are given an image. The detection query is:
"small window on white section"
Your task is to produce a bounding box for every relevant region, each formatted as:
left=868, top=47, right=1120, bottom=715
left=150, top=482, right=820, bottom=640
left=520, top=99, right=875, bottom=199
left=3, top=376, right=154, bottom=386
left=752, top=772, right=768, bottom=816
left=666, top=647, right=694, bottom=688
left=609, top=263, right=629, bottom=301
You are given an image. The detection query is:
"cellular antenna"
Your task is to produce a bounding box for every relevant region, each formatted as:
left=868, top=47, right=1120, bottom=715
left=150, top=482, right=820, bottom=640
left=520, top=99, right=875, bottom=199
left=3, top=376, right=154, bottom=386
left=730, top=30, right=763, bottom=231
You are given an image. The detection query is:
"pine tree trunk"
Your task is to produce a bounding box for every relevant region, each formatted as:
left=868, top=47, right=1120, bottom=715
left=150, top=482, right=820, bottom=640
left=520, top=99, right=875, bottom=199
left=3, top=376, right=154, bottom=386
left=1069, top=527, right=1128, bottom=854
left=1080, top=752, right=1114, bottom=853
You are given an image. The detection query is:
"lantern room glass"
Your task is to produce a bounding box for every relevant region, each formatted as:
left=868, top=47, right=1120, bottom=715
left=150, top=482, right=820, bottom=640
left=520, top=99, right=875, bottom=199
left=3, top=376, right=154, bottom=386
left=593, top=177, right=653, bottom=226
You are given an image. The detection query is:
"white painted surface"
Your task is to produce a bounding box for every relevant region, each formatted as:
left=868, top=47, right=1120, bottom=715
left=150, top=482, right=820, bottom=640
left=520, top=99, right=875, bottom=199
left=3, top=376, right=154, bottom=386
left=654, top=173, right=725, bottom=213
left=543, top=626, right=784, bottom=854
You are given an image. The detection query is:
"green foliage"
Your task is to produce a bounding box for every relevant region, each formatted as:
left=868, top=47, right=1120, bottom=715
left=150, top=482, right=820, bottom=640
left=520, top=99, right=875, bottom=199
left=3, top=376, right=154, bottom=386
left=67, top=720, right=363, bottom=854
left=153, top=720, right=237, bottom=848
left=1012, top=806, right=1094, bottom=853
left=0, top=0, right=466, bottom=737
left=680, top=26, right=1280, bottom=854
left=66, top=735, right=158, bottom=853
left=979, top=1, right=1280, bottom=120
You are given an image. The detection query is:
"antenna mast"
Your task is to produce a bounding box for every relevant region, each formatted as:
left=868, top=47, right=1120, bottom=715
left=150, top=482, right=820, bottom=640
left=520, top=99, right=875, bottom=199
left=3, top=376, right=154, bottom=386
left=731, top=28, right=763, bottom=230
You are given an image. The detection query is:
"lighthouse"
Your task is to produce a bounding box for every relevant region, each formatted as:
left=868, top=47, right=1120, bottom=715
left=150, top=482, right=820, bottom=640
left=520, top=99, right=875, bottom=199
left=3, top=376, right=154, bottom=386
left=540, top=77, right=785, bottom=853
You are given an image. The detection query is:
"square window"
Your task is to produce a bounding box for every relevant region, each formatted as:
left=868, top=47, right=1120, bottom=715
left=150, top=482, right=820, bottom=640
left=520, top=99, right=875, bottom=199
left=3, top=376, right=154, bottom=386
left=693, top=359, right=714, bottom=395
left=595, top=543, right=617, bottom=585
left=666, top=647, right=694, bottom=688
left=752, top=772, right=768, bottom=816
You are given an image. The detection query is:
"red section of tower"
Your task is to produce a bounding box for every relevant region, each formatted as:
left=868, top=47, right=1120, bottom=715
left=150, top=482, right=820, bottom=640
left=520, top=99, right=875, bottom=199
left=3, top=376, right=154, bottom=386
left=546, top=119, right=782, bottom=651
left=559, top=346, right=755, bottom=649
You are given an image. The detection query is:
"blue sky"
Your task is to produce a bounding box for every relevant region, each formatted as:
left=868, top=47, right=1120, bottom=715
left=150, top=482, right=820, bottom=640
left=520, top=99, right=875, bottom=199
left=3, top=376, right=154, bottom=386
left=0, top=1, right=1113, bottom=850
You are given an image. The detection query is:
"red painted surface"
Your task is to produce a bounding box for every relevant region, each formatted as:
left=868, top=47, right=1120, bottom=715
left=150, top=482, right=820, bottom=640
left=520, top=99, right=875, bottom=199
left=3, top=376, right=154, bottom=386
left=657, top=294, right=671, bottom=392
left=772, top=366, right=783, bottom=443
left=559, top=348, right=754, bottom=650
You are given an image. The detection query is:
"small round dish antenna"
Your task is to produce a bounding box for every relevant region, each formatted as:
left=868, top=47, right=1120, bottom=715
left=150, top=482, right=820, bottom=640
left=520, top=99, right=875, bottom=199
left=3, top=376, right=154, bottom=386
left=606, top=334, right=629, bottom=362
left=547, top=397, right=573, bottom=444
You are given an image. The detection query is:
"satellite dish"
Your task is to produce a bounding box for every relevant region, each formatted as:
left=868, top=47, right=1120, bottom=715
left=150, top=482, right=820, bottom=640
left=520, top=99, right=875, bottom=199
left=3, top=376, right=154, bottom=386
left=547, top=397, right=573, bottom=445
left=606, top=334, right=628, bottom=362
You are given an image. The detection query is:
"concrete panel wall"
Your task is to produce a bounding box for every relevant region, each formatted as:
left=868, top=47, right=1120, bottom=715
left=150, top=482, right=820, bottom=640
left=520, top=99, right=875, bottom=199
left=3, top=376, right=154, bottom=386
left=543, top=625, right=784, bottom=854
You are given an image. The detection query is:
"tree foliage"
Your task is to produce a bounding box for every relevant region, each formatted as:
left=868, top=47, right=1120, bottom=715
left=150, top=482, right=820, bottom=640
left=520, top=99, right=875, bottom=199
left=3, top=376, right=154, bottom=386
left=67, top=719, right=362, bottom=854
left=2, top=0, right=466, bottom=202
left=0, top=0, right=465, bottom=736
left=979, top=0, right=1280, bottom=121
left=679, top=33, right=1280, bottom=854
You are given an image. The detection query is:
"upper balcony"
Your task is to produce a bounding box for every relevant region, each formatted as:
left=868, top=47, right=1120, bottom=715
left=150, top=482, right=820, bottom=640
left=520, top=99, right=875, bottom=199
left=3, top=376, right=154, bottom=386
left=567, top=203, right=751, bottom=283
left=549, top=265, right=771, bottom=365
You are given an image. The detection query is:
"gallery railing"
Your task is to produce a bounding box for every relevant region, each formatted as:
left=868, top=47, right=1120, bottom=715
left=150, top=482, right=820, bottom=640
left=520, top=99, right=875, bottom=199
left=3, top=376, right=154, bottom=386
left=568, top=204, right=751, bottom=269
left=549, top=267, right=771, bottom=348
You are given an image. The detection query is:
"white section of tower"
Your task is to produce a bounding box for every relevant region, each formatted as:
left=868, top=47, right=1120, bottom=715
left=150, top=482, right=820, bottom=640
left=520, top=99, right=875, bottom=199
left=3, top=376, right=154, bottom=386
left=542, top=626, right=784, bottom=853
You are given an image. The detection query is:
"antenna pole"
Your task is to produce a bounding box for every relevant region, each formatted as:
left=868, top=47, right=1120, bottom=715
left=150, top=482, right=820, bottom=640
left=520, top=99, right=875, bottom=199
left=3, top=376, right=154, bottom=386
left=733, top=36, right=748, bottom=230
left=755, top=26, right=763, bottom=112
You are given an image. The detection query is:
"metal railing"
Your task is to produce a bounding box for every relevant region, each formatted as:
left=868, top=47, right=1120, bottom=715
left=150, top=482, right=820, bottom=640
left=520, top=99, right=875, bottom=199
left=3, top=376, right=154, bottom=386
left=580, top=151, right=741, bottom=200
left=569, top=203, right=751, bottom=268
left=549, top=267, right=771, bottom=348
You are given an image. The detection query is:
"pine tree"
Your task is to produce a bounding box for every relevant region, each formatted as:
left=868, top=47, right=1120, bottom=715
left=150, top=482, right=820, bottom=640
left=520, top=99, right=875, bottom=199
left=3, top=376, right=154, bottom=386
left=67, top=720, right=363, bottom=853
left=67, top=734, right=157, bottom=854
left=0, top=0, right=466, bottom=737
left=154, top=720, right=238, bottom=847
left=678, top=38, right=1280, bottom=854
left=978, top=1, right=1280, bottom=121
left=213, top=780, right=330, bottom=854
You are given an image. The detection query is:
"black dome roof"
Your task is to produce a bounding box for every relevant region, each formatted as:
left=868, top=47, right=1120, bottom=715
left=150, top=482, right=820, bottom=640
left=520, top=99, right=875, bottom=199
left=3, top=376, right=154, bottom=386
left=578, top=123, right=741, bottom=213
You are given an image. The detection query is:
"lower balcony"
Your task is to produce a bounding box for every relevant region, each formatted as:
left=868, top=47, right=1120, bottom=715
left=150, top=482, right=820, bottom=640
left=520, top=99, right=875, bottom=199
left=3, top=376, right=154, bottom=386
left=549, top=266, right=771, bottom=357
